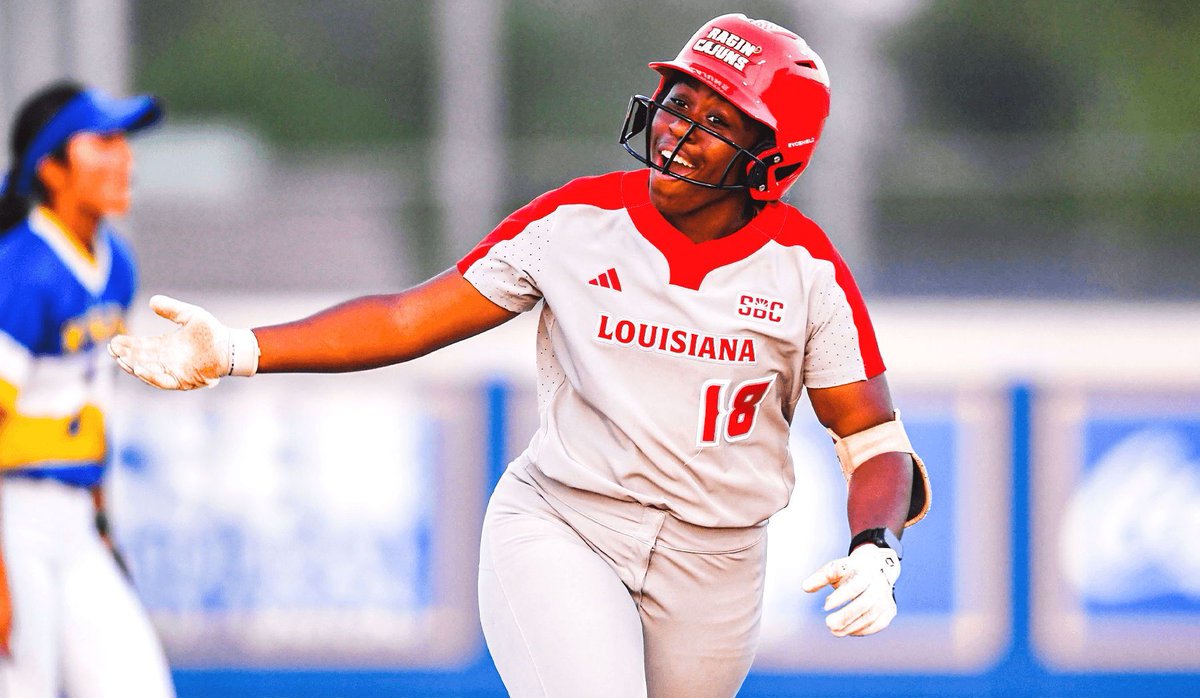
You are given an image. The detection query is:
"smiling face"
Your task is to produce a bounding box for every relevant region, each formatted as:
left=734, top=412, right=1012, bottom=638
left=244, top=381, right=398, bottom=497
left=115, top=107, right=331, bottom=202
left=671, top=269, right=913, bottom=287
left=647, top=76, right=767, bottom=208
left=64, top=131, right=135, bottom=217
left=39, top=130, right=135, bottom=219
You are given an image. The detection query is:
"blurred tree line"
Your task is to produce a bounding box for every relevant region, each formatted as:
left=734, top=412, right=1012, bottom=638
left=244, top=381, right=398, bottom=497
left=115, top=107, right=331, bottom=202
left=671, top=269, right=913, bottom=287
left=133, top=0, right=1199, bottom=296
left=894, top=0, right=1199, bottom=235
left=880, top=0, right=1199, bottom=295
left=135, top=0, right=435, bottom=144
left=134, top=0, right=791, bottom=146
left=898, top=1, right=1200, bottom=135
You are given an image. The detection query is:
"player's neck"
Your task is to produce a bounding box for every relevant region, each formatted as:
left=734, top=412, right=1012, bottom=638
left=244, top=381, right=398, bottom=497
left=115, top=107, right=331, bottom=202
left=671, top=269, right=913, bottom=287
left=42, top=198, right=100, bottom=254
left=655, top=191, right=754, bottom=244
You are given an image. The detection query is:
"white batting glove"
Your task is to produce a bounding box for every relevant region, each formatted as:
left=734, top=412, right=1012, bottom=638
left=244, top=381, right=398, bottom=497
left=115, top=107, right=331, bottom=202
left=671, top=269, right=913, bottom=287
left=801, top=544, right=901, bottom=637
left=107, top=295, right=259, bottom=391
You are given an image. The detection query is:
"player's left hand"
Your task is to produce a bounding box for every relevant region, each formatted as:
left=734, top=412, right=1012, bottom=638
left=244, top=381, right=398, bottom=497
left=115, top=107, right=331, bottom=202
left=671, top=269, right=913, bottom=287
left=801, top=544, right=900, bottom=637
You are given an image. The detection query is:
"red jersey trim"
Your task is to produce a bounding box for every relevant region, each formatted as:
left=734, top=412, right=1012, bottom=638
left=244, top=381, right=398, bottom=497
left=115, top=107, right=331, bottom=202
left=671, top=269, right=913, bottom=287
left=458, top=168, right=883, bottom=377
left=768, top=206, right=886, bottom=378
left=620, top=170, right=783, bottom=291
left=456, top=172, right=626, bottom=274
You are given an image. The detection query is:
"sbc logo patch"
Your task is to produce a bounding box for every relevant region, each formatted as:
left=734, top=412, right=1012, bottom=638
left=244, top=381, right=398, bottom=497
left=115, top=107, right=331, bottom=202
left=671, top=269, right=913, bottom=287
left=738, top=295, right=784, bottom=324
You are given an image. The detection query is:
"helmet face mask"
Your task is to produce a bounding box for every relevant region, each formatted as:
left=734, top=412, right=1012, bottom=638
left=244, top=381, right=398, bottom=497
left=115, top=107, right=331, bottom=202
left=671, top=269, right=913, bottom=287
left=619, top=94, right=769, bottom=192
left=620, top=13, right=831, bottom=201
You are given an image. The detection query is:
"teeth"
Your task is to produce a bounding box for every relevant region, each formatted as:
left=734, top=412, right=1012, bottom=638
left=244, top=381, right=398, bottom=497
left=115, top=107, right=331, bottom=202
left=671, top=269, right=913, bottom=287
left=659, top=149, right=694, bottom=169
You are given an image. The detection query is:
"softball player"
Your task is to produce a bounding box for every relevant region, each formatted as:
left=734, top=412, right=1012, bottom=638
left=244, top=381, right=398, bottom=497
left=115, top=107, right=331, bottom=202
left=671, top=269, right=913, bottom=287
left=0, top=82, right=175, bottom=697
left=109, top=14, right=931, bottom=697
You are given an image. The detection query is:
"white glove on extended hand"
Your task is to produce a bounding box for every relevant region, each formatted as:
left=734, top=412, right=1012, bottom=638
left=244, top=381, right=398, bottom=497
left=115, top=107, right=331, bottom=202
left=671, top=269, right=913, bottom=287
left=107, top=295, right=259, bottom=391
left=802, top=544, right=901, bottom=637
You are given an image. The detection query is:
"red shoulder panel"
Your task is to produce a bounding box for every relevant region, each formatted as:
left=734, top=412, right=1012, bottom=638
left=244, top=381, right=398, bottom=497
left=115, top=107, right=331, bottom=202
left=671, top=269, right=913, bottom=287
left=770, top=206, right=886, bottom=378
left=456, top=171, right=626, bottom=274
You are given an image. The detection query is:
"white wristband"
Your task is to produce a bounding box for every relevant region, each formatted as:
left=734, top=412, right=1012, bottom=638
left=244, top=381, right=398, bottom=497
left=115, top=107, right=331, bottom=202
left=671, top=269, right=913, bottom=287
left=228, top=328, right=260, bottom=377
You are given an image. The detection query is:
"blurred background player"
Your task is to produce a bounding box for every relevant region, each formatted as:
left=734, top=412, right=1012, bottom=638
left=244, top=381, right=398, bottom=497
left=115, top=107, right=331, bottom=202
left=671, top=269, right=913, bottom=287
left=0, top=81, right=175, bottom=697
left=108, top=14, right=930, bottom=698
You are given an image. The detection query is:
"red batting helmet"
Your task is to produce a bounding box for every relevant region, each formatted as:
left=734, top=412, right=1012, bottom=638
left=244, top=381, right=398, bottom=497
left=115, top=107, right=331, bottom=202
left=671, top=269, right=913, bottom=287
left=619, top=13, right=831, bottom=201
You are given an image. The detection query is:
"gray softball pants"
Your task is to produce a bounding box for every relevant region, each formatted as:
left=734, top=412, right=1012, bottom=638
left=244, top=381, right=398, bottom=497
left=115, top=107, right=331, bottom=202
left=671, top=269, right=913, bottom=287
left=478, top=462, right=767, bottom=698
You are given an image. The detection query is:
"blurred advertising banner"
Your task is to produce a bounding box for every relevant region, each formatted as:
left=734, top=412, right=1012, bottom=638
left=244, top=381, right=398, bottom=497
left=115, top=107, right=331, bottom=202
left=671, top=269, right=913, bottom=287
left=755, top=388, right=1011, bottom=673
left=1032, top=388, right=1200, bottom=671
left=109, top=371, right=488, bottom=668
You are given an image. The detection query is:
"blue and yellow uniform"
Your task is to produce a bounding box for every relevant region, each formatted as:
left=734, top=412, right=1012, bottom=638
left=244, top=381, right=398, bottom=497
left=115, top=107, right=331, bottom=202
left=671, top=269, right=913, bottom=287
left=0, top=206, right=135, bottom=487
left=0, top=83, right=173, bottom=697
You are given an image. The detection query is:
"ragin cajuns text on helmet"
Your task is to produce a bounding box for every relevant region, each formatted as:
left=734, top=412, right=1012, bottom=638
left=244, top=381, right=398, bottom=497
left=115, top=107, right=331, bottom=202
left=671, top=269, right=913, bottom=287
left=619, top=13, right=831, bottom=201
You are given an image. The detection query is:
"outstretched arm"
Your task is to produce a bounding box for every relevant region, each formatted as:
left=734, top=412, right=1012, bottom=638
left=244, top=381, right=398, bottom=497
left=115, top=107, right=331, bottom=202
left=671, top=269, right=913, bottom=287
left=254, top=269, right=517, bottom=373
left=109, top=269, right=518, bottom=389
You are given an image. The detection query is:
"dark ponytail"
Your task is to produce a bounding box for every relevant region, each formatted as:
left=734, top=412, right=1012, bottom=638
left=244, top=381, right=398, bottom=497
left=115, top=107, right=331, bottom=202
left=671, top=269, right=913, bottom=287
left=0, top=167, right=27, bottom=232
left=0, top=81, right=85, bottom=232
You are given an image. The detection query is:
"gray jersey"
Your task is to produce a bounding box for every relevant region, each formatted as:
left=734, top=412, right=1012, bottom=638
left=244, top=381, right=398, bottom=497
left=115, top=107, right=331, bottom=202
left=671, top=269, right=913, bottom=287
left=458, top=170, right=883, bottom=528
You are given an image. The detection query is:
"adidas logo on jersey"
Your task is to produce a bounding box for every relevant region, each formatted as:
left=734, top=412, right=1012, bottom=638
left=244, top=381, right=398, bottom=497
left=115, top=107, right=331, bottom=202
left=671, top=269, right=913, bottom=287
left=588, top=268, right=622, bottom=291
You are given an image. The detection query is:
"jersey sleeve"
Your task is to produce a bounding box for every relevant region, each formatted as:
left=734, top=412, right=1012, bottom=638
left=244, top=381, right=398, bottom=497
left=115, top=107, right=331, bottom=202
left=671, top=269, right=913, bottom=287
left=457, top=173, right=627, bottom=313
left=0, top=271, right=43, bottom=405
left=802, top=255, right=885, bottom=389
left=456, top=190, right=568, bottom=313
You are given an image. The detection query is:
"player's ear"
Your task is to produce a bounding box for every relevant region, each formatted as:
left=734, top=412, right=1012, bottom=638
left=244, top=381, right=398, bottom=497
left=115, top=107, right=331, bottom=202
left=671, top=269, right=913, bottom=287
left=36, top=155, right=70, bottom=196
